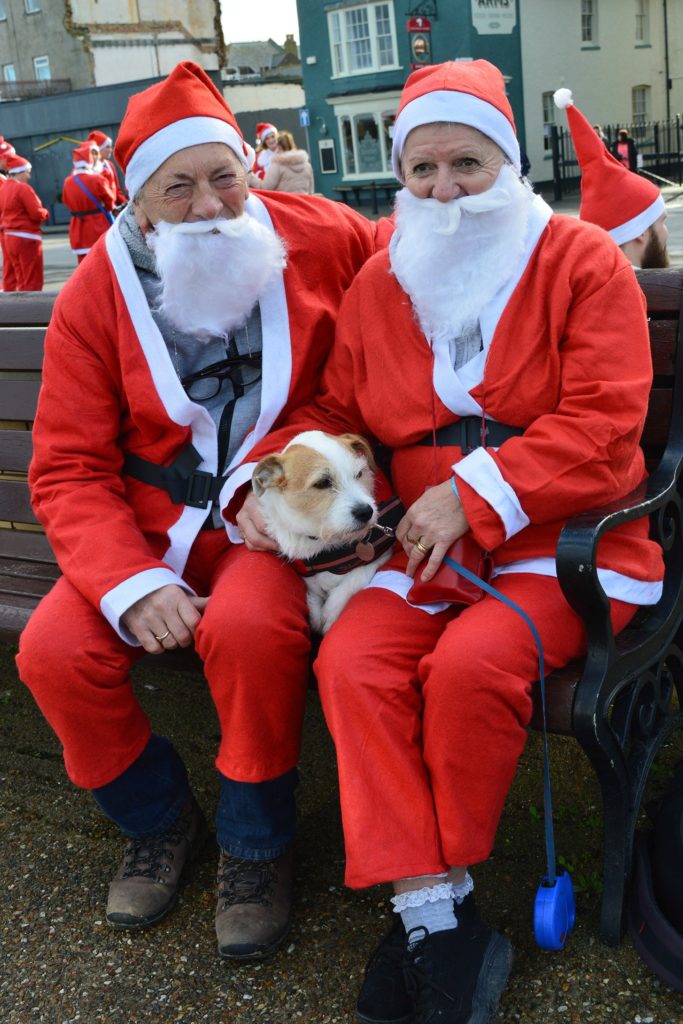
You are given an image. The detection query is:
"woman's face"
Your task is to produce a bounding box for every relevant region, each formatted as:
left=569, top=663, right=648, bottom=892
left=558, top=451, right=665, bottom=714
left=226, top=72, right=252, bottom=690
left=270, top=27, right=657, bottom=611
left=401, top=122, right=506, bottom=202
left=264, top=133, right=279, bottom=151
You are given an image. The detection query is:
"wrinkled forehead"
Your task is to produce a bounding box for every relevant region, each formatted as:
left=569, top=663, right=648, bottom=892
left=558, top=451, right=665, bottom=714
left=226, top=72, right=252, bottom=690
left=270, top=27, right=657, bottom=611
left=145, top=142, right=244, bottom=186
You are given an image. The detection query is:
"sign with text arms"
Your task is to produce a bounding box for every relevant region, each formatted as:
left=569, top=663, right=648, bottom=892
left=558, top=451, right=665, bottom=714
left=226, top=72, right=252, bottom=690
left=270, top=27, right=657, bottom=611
left=471, top=0, right=517, bottom=34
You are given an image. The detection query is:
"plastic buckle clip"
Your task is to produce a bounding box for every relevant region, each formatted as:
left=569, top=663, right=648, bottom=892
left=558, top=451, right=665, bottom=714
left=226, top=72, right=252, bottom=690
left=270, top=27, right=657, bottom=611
left=185, top=470, right=214, bottom=509
left=463, top=418, right=487, bottom=454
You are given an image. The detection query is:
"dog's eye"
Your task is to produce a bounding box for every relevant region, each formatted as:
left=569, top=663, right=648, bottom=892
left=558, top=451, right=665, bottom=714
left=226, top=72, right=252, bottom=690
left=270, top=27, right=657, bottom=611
left=355, top=469, right=364, bottom=479
left=313, top=476, right=333, bottom=490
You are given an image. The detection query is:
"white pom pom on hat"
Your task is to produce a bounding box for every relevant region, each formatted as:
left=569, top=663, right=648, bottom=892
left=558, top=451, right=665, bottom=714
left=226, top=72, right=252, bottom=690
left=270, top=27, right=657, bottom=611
left=553, top=88, right=574, bottom=110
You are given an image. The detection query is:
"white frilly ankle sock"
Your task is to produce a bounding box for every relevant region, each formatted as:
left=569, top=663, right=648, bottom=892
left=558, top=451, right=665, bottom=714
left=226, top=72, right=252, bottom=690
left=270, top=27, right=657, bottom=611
left=392, top=882, right=457, bottom=937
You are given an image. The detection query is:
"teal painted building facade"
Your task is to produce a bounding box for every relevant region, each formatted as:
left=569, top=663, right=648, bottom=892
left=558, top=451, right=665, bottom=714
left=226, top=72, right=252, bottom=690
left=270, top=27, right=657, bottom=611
left=295, top=0, right=525, bottom=200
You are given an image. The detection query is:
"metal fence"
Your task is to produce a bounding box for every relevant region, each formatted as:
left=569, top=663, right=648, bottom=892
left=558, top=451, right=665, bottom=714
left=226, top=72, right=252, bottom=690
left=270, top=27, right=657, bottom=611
left=550, top=117, right=683, bottom=200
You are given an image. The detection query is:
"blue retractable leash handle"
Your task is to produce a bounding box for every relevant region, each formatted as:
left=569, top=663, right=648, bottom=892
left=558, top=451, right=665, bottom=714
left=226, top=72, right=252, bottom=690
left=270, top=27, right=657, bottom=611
left=443, top=553, right=576, bottom=950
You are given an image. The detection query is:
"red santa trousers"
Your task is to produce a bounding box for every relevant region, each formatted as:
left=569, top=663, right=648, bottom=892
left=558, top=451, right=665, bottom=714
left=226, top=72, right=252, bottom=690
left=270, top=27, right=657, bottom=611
left=314, top=574, right=636, bottom=889
left=17, top=529, right=311, bottom=790
left=0, top=230, right=18, bottom=291
left=3, top=234, right=43, bottom=291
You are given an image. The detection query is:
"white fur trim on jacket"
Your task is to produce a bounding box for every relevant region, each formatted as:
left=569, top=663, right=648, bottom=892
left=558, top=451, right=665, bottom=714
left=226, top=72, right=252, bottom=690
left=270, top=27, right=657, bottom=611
left=494, top=557, right=663, bottom=605
left=454, top=447, right=530, bottom=539
left=101, top=567, right=196, bottom=644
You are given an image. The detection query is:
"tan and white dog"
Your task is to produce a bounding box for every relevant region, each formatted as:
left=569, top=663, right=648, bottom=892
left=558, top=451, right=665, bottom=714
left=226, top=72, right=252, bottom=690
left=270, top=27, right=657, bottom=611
left=252, top=430, right=393, bottom=634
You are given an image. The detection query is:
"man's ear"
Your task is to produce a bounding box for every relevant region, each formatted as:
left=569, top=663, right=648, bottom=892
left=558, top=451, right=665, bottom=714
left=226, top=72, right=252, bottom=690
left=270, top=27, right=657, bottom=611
left=132, top=195, right=154, bottom=236
left=252, top=455, right=286, bottom=496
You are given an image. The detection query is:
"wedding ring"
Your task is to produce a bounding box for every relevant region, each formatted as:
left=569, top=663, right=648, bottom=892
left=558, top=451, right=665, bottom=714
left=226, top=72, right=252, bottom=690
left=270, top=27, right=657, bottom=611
left=154, top=629, right=171, bottom=641
left=406, top=535, right=418, bottom=545
left=413, top=539, right=430, bottom=556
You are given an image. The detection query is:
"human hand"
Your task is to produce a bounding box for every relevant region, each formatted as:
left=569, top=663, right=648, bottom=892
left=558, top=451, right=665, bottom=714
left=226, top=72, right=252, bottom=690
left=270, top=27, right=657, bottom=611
left=396, top=480, right=470, bottom=581
left=121, top=584, right=209, bottom=654
left=235, top=490, right=279, bottom=552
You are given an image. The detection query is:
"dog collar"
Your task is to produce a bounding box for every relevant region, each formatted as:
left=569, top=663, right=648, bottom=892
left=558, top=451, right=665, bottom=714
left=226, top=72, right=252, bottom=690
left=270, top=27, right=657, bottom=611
left=294, top=496, right=405, bottom=577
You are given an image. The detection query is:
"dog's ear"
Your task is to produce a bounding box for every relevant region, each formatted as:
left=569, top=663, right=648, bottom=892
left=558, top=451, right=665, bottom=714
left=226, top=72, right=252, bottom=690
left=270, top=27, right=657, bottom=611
left=338, top=433, right=377, bottom=472
left=252, top=455, right=286, bottom=496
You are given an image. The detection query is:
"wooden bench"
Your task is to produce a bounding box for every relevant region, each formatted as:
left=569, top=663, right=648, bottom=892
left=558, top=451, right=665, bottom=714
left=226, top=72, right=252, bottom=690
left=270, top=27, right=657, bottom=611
left=1, top=271, right=682, bottom=945
left=334, top=180, right=400, bottom=214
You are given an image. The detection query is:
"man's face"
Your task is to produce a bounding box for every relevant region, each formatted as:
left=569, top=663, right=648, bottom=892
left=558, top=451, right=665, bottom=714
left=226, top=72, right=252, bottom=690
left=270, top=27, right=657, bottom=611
left=100, top=144, right=112, bottom=160
left=641, top=213, right=670, bottom=269
left=401, top=122, right=506, bottom=203
left=133, top=142, right=248, bottom=233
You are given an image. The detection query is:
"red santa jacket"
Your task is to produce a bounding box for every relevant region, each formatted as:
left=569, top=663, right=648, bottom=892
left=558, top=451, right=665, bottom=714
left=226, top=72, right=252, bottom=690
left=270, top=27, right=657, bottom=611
left=62, top=170, right=114, bottom=254
left=243, top=204, right=664, bottom=605
left=0, top=177, right=49, bottom=238
left=29, top=191, right=383, bottom=641
left=100, top=158, right=127, bottom=207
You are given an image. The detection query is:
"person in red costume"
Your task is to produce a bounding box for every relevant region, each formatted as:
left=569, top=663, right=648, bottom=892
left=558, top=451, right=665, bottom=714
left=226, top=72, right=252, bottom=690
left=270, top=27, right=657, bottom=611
left=251, top=122, right=278, bottom=180
left=17, top=61, right=384, bottom=961
left=0, top=152, right=49, bottom=290
left=61, top=142, right=116, bottom=263
left=238, top=60, right=664, bottom=1023
left=88, top=128, right=128, bottom=210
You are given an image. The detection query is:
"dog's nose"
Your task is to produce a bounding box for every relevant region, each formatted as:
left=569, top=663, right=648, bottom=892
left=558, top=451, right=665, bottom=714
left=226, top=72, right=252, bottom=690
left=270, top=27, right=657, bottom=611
left=352, top=503, right=374, bottom=524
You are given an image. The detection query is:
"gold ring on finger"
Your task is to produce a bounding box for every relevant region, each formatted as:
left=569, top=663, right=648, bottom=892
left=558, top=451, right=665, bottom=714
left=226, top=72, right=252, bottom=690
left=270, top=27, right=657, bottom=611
left=414, top=539, right=430, bottom=556
left=154, top=629, right=171, bottom=642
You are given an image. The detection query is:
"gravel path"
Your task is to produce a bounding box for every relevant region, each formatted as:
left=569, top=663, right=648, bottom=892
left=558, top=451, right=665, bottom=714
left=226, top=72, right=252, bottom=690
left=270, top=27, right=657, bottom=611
left=1, top=642, right=682, bottom=1024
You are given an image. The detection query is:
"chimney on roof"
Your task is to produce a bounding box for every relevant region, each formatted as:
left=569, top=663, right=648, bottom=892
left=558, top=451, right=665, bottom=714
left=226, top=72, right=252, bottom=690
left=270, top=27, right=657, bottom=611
left=283, top=34, right=297, bottom=58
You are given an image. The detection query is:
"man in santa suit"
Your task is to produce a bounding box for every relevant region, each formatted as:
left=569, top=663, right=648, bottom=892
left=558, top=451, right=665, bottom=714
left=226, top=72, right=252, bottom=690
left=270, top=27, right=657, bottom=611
left=251, top=122, right=278, bottom=181
left=0, top=153, right=49, bottom=291
left=0, top=138, right=18, bottom=289
left=237, top=61, right=664, bottom=1021
left=88, top=128, right=128, bottom=210
left=61, top=142, right=116, bottom=263
left=554, top=89, right=669, bottom=269
left=17, top=61, right=381, bottom=960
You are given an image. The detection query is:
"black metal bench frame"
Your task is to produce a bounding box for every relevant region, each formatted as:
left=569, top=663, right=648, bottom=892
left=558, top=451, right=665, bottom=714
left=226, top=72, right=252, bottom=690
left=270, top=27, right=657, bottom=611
left=1, top=271, right=682, bottom=945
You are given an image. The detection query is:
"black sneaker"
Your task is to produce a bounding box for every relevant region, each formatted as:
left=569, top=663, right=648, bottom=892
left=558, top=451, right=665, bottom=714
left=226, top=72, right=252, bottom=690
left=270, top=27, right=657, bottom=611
left=356, top=916, right=412, bottom=1024
left=403, top=921, right=512, bottom=1024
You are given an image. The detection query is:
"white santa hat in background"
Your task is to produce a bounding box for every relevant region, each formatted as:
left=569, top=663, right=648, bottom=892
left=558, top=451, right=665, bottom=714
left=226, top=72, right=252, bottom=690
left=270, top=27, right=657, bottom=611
left=114, top=61, right=255, bottom=198
left=553, top=87, right=664, bottom=245
left=391, top=59, right=521, bottom=182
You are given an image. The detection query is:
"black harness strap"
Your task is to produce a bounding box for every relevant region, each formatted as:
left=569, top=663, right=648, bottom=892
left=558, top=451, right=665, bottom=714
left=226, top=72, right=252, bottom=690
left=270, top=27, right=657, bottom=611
left=70, top=208, right=104, bottom=219
left=416, top=416, right=525, bottom=454
left=123, top=444, right=226, bottom=509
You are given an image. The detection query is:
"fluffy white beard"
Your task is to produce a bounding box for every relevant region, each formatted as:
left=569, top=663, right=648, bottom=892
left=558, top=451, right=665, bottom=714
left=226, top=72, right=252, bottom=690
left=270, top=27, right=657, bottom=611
left=146, top=215, right=287, bottom=339
left=390, top=164, right=534, bottom=344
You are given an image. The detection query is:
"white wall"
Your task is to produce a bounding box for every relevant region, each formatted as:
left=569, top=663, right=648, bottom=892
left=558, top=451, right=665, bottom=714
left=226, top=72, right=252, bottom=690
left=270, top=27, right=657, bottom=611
left=520, top=0, right=671, bottom=182
left=71, top=0, right=216, bottom=35
left=92, top=36, right=218, bottom=86
left=224, top=81, right=305, bottom=114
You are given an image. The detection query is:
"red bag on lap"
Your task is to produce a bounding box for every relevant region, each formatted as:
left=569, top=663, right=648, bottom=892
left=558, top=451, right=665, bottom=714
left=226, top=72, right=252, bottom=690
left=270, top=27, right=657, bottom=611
left=407, top=532, right=493, bottom=606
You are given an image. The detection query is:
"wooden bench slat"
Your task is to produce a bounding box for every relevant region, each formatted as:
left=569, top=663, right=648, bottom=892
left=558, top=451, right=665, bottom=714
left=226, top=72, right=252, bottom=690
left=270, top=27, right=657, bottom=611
left=0, top=291, right=56, bottom=325
left=0, top=573, right=56, bottom=599
left=0, top=430, right=33, bottom=472
left=0, top=479, right=39, bottom=523
left=0, top=330, right=46, bottom=370
left=637, top=267, right=683, bottom=314
left=0, top=379, right=41, bottom=421
left=0, top=529, right=54, bottom=561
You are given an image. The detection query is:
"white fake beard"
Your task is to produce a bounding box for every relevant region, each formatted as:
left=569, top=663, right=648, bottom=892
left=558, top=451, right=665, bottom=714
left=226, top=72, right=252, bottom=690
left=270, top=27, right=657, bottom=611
left=146, top=215, right=287, bottom=339
left=390, top=164, right=534, bottom=344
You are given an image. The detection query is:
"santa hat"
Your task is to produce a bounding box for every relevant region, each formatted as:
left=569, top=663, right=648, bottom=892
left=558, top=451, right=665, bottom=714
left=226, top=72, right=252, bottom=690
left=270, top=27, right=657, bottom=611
left=391, top=60, right=521, bottom=182
left=553, top=88, right=664, bottom=245
left=255, top=123, right=277, bottom=143
left=72, top=143, right=94, bottom=170
left=88, top=129, right=112, bottom=150
left=114, top=61, right=255, bottom=198
left=0, top=137, right=16, bottom=158
left=5, top=153, right=31, bottom=175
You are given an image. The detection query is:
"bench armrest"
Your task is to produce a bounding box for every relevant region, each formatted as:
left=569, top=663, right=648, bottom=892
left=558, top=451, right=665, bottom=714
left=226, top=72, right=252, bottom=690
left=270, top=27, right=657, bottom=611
left=555, top=451, right=682, bottom=646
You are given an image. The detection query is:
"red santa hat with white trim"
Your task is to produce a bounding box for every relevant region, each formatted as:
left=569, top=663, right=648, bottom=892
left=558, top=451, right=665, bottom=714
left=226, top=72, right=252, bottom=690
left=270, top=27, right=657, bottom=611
left=4, top=153, right=31, bottom=175
left=255, top=123, right=277, bottom=143
left=88, top=129, right=113, bottom=150
left=553, top=87, right=665, bottom=245
left=391, top=59, right=521, bottom=182
left=72, top=143, right=94, bottom=170
left=114, top=61, right=255, bottom=199
left=0, top=137, right=16, bottom=159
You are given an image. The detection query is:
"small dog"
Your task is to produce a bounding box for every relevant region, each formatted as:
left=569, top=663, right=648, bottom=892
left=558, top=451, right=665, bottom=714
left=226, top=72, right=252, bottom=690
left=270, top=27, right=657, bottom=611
left=252, top=430, right=393, bottom=634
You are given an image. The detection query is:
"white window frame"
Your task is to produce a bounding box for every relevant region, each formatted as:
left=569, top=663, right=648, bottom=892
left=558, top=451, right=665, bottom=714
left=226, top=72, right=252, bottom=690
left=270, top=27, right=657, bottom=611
left=0, top=2, right=7, bottom=22
left=581, top=0, right=598, bottom=43
left=542, top=92, right=555, bottom=153
left=24, top=0, right=41, bottom=12
left=33, top=55, right=51, bottom=81
left=3, top=63, right=16, bottom=82
left=635, top=0, right=649, bottom=42
left=328, top=3, right=400, bottom=78
left=632, top=84, right=650, bottom=127
left=329, top=91, right=402, bottom=180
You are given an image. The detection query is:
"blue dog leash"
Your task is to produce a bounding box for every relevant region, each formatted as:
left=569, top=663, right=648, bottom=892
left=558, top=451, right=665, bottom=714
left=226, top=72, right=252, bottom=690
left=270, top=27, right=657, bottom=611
left=442, top=551, right=576, bottom=950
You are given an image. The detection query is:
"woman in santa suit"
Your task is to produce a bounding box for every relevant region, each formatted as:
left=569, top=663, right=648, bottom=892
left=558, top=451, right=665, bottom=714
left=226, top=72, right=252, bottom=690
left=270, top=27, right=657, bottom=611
left=238, top=60, right=664, bottom=1024
left=250, top=122, right=279, bottom=181
left=0, top=152, right=49, bottom=290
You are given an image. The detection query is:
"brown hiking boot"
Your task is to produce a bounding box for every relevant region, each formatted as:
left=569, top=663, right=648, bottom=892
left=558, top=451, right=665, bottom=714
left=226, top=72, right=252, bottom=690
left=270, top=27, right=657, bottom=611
left=216, top=846, right=293, bottom=960
left=106, top=793, right=209, bottom=929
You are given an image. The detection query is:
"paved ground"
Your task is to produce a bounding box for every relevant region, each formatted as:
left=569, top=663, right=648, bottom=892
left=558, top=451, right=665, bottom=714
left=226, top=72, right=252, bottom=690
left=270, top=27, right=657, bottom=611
left=2, top=190, right=683, bottom=1022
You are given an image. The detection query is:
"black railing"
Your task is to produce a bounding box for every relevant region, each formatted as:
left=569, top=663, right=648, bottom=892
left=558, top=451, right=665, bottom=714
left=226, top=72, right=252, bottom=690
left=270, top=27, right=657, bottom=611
left=0, top=79, right=72, bottom=101
left=551, top=116, right=683, bottom=199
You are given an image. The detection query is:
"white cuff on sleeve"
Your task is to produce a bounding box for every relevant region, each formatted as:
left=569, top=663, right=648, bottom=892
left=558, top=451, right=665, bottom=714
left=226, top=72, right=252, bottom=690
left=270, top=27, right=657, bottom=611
left=219, top=461, right=257, bottom=544
left=454, top=447, right=530, bottom=540
left=100, top=567, right=197, bottom=645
